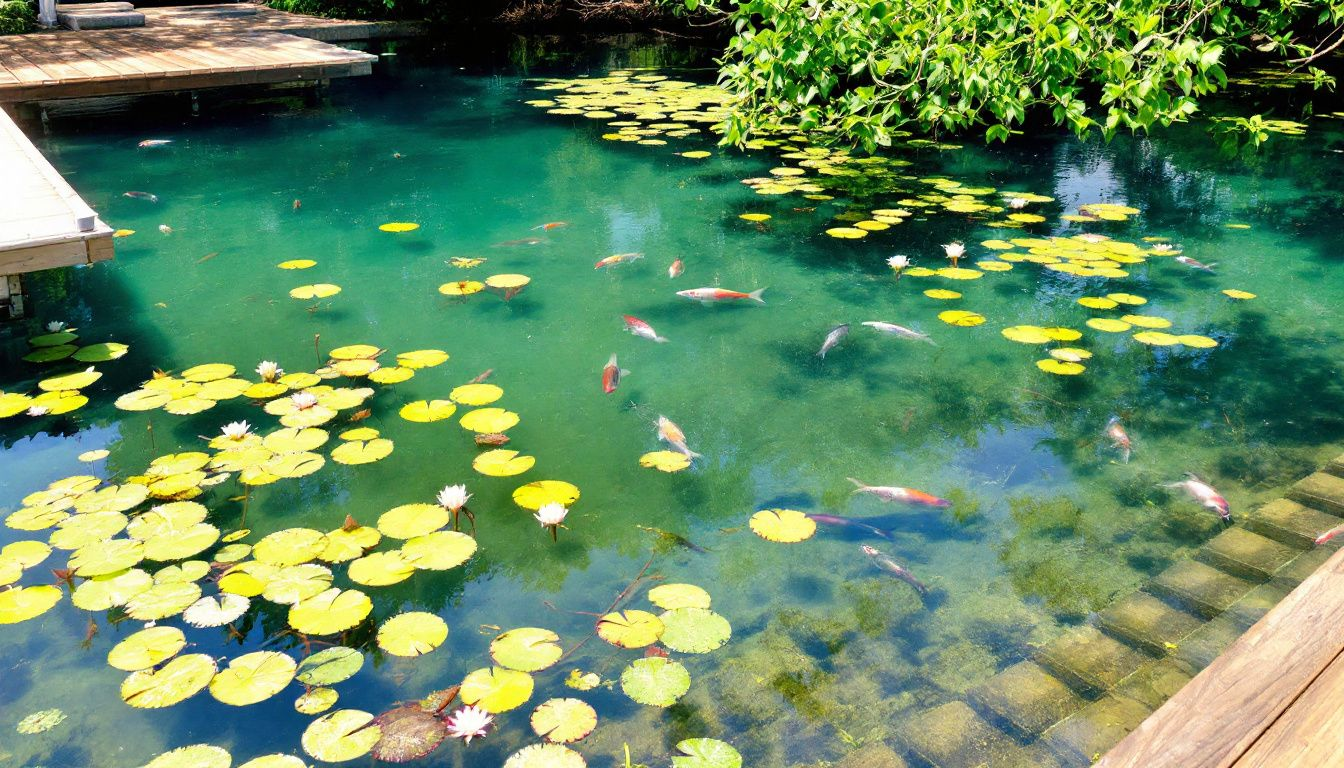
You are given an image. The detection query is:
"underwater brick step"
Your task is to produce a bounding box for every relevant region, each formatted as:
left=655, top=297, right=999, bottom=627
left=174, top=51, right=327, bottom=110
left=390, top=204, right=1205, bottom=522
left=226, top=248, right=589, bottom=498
left=1110, top=658, right=1194, bottom=711
left=1148, top=559, right=1257, bottom=617
left=1286, top=472, right=1344, bottom=516
left=1271, top=542, right=1340, bottom=590
left=1224, top=582, right=1292, bottom=629
left=967, top=660, right=1089, bottom=739
left=1170, top=613, right=1249, bottom=674
left=1196, top=527, right=1301, bottom=581
left=1041, top=693, right=1154, bottom=766
left=832, top=743, right=908, bottom=768
left=896, top=701, right=1061, bottom=768
left=1326, top=452, right=1344, bottom=478
left=1246, top=498, right=1340, bottom=548
left=1036, top=625, right=1154, bottom=694
left=1096, top=592, right=1204, bottom=655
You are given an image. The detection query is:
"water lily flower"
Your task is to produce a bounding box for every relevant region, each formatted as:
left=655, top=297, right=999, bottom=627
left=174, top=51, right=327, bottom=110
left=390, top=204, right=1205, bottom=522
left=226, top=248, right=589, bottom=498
left=45, top=321, right=66, bottom=332
left=445, top=705, right=493, bottom=744
left=220, top=421, right=252, bottom=441
left=1151, top=243, right=1174, bottom=253
left=535, top=502, right=568, bottom=541
left=26, top=405, right=49, bottom=417
left=942, top=241, right=965, bottom=266
left=436, top=484, right=473, bottom=532
left=1077, top=233, right=1109, bottom=244
left=1008, top=197, right=1029, bottom=209
left=887, top=254, right=910, bottom=271
left=290, top=392, right=318, bottom=410
left=256, top=360, right=283, bottom=382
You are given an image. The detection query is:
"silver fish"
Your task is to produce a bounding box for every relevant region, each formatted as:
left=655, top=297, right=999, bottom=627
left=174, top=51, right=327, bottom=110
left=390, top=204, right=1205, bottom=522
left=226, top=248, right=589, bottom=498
left=861, top=545, right=929, bottom=595
left=138, top=139, right=173, bottom=148
left=817, top=324, right=850, bottom=358
left=123, top=191, right=159, bottom=203
left=1175, top=255, right=1216, bottom=272
left=862, top=321, right=935, bottom=344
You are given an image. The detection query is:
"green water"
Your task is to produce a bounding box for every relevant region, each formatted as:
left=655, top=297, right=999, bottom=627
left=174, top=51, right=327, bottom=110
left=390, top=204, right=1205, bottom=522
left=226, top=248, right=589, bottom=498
left=2, top=41, right=1344, bottom=768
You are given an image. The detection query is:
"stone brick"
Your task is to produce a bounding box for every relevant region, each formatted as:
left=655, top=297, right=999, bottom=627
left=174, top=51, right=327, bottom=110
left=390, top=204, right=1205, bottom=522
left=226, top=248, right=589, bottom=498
left=1037, top=625, right=1152, bottom=693
left=1097, top=592, right=1205, bottom=655
left=1171, top=614, right=1247, bottom=674
left=897, top=701, right=1040, bottom=768
left=969, top=661, right=1088, bottom=739
left=1246, top=498, right=1340, bottom=548
left=1288, top=472, right=1344, bottom=516
left=1041, top=694, right=1153, bottom=766
left=832, top=743, right=908, bottom=768
left=1197, top=527, right=1300, bottom=581
left=1149, top=559, right=1256, bottom=617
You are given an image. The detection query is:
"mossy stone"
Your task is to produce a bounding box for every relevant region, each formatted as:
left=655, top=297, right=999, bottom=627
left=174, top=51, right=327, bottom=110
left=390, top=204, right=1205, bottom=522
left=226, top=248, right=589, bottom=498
left=1272, top=544, right=1339, bottom=590
left=1326, top=453, right=1344, bottom=479
left=1097, top=593, right=1203, bottom=655
left=1171, top=614, right=1248, bottom=674
left=831, top=743, right=908, bottom=768
left=1248, top=498, right=1344, bottom=548
left=1287, top=472, right=1344, bottom=516
left=968, top=661, right=1087, bottom=738
left=1037, top=625, right=1152, bottom=693
left=1041, top=694, right=1152, bottom=765
left=1223, top=582, right=1291, bottom=629
left=1111, top=658, right=1193, bottom=710
left=1197, top=527, right=1300, bottom=581
left=1149, top=559, right=1256, bottom=617
left=897, top=701, right=1039, bottom=768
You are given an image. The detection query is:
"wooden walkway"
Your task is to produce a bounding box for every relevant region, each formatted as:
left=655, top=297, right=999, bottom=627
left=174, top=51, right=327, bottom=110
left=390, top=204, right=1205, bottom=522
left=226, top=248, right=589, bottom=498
left=0, top=106, right=112, bottom=275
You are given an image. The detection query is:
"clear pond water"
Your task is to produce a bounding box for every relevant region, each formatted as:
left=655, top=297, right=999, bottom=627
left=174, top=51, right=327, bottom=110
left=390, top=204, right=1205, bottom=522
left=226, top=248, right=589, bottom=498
left=2, top=39, right=1344, bottom=768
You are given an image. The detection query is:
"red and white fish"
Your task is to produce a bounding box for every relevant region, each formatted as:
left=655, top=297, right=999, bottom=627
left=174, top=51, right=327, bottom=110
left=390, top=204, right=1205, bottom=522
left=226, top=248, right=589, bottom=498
left=1315, top=522, right=1344, bottom=546
left=124, top=191, right=159, bottom=203
left=601, top=354, right=629, bottom=394
left=1175, top=255, right=1216, bottom=272
left=1105, top=416, right=1132, bottom=463
left=621, top=315, right=668, bottom=343
left=138, top=139, right=172, bottom=148
left=657, top=415, right=701, bottom=459
left=848, top=478, right=950, bottom=508
left=1167, top=473, right=1230, bottom=520
left=668, top=258, right=684, bottom=278
left=533, top=221, right=568, bottom=231
left=676, top=287, right=766, bottom=305
left=862, top=321, right=934, bottom=344
left=595, top=252, right=643, bottom=270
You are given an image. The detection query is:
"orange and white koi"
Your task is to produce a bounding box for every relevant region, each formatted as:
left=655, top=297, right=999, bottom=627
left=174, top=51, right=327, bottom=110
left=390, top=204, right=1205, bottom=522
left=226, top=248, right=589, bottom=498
left=492, top=237, right=545, bottom=247
left=657, top=415, right=701, bottom=459
left=595, top=252, right=644, bottom=269
left=1106, top=416, right=1132, bottom=463
left=668, top=258, right=684, bottom=278
left=621, top=315, right=668, bottom=343
left=1315, top=522, right=1344, bottom=546
left=533, top=221, right=568, bottom=231
left=1175, top=255, right=1216, bottom=272
left=602, top=354, right=629, bottom=394
left=1167, top=473, right=1230, bottom=520
left=848, top=478, right=950, bottom=508
left=676, top=287, right=765, bottom=305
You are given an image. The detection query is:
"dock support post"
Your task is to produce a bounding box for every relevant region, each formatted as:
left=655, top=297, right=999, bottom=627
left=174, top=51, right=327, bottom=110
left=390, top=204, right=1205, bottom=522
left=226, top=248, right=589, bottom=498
left=1, top=275, right=25, bottom=320
left=191, top=91, right=200, bottom=116
left=37, top=0, right=56, bottom=28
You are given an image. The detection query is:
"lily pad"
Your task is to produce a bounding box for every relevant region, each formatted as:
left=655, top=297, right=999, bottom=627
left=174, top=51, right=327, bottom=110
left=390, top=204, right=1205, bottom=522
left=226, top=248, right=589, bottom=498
left=240, top=758, right=306, bottom=768
left=937, top=310, right=985, bottom=327
left=399, top=400, right=457, bottom=423
left=395, top=349, right=448, bottom=369
left=596, top=610, right=664, bottom=648
left=503, top=744, right=586, bottom=768
left=658, top=607, right=731, bottom=653
left=302, top=709, right=381, bottom=762
left=290, top=284, right=342, bottom=300
left=143, top=745, right=232, bottom=768
left=1037, top=359, right=1086, bottom=375
left=377, top=504, right=448, bottom=540
left=254, top=528, right=328, bottom=567
left=120, top=653, right=217, bottom=708
left=620, top=657, right=690, bottom=707
left=108, top=626, right=186, bottom=671
left=648, top=583, right=711, bottom=610
left=379, top=222, right=420, bottom=233
left=331, top=439, right=394, bottom=465
left=473, top=449, right=535, bottom=477
left=460, top=666, right=535, bottom=713
left=377, top=612, right=449, bottom=657
left=402, top=531, right=477, bottom=570
left=639, top=450, right=692, bottom=473
left=749, top=509, right=816, bottom=543
left=74, top=568, right=152, bottom=611
left=672, top=738, right=743, bottom=768
left=449, top=383, right=503, bottom=405
left=288, top=588, right=372, bottom=635
left=295, top=687, right=339, bottom=715
left=16, top=708, right=66, bottom=734
left=296, top=647, right=364, bottom=686
left=348, top=551, right=414, bottom=586
left=512, top=481, right=580, bottom=511
left=209, top=651, right=297, bottom=706
left=459, top=407, right=519, bottom=433
left=184, top=594, right=250, bottom=628
left=490, top=627, right=563, bottom=672
left=370, top=705, right=448, bottom=762
left=531, top=698, right=597, bottom=744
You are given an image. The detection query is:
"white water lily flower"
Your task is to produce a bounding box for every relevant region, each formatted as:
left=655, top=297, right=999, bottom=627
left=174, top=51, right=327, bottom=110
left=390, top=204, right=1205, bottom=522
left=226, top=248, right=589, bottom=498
left=256, top=360, right=283, bottom=382
left=535, top=502, right=568, bottom=527
left=887, top=254, right=910, bottom=270
left=445, top=705, right=493, bottom=744
left=1008, top=197, right=1029, bottom=209
left=290, top=392, right=318, bottom=410
left=1077, top=233, right=1109, bottom=244
left=220, top=421, right=251, bottom=440
left=26, top=405, right=49, bottom=417
left=45, top=321, right=66, bottom=332
left=941, top=242, right=965, bottom=260
left=436, top=484, right=470, bottom=511
left=1151, top=243, right=1174, bottom=253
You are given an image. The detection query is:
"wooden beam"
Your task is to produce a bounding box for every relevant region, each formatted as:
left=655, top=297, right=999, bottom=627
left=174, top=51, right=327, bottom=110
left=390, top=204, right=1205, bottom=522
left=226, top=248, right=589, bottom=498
left=1096, top=546, right=1344, bottom=768
left=1234, top=648, right=1344, bottom=766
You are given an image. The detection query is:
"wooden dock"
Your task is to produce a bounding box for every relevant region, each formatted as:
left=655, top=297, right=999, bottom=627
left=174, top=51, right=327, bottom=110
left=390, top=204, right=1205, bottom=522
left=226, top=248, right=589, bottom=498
left=0, top=106, right=112, bottom=280
left=0, top=7, right=381, bottom=103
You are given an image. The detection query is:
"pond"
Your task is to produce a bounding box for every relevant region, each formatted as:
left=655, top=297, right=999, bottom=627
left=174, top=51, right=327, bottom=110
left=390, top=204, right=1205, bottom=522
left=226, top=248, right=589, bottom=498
left=2, top=37, right=1343, bottom=768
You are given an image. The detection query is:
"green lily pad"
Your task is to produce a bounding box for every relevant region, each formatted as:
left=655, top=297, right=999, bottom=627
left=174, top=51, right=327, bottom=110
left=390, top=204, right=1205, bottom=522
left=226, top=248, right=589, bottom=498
left=302, top=709, right=380, bottom=763
left=73, top=342, right=130, bottom=362
left=658, top=608, right=731, bottom=654
left=209, top=651, right=297, bottom=706
left=490, top=627, right=563, bottom=672
left=288, top=588, right=372, bottom=635
left=0, top=584, right=63, bottom=623
left=143, top=744, right=232, bottom=768
left=530, top=698, right=597, bottom=743
left=107, top=626, right=186, bottom=671
left=120, top=653, right=217, bottom=708
left=503, top=744, right=586, bottom=768
left=23, top=344, right=77, bottom=363
left=620, top=657, right=690, bottom=707
left=296, top=646, right=364, bottom=685
left=460, top=667, right=535, bottom=713
left=16, top=708, right=65, bottom=734
left=672, top=738, right=743, bottom=768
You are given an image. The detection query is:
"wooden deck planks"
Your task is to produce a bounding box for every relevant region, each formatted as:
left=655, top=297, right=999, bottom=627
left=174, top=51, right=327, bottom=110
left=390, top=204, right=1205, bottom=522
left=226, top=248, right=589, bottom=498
left=1096, top=546, right=1344, bottom=768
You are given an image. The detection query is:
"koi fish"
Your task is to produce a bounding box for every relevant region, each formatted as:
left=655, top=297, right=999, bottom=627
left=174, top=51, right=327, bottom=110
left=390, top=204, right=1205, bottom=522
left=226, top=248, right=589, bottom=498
left=637, top=525, right=708, bottom=554
left=475, top=432, right=510, bottom=446
left=158, top=224, right=173, bottom=235
left=196, top=252, right=220, bottom=264
left=293, top=199, right=302, bottom=212
left=861, top=321, right=934, bottom=344
left=807, top=514, right=893, bottom=540
left=817, top=324, right=850, bottom=359
left=595, top=252, right=644, bottom=270
left=657, top=415, right=701, bottom=459
left=676, top=287, right=766, bottom=305
left=1106, top=416, right=1132, bottom=463
left=1316, top=522, right=1344, bottom=546
left=602, top=354, right=630, bottom=394
left=848, top=478, right=951, bottom=508
left=622, top=315, right=668, bottom=343
left=861, top=545, right=929, bottom=595
left=138, top=139, right=172, bottom=148
left=124, top=191, right=159, bottom=203
left=492, top=237, right=545, bottom=247
left=469, top=369, right=494, bottom=384
left=1166, top=473, right=1230, bottom=520
left=668, top=258, right=684, bottom=278
left=1175, top=255, right=1216, bottom=272
left=533, top=221, right=568, bottom=231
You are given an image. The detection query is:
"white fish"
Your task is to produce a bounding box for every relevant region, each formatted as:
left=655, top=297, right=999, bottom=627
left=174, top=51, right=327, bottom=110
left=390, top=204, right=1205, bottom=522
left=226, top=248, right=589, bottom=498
left=817, top=324, right=850, bottom=359
left=1175, top=255, right=1216, bottom=272
left=862, top=321, right=935, bottom=344
left=158, top=224, right=173, bottom=235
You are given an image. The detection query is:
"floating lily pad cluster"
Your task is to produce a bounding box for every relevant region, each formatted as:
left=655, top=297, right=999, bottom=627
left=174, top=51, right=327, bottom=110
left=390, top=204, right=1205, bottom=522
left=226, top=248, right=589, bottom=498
left=529, top=72, right=730, bottom=149
left=1, top=322, right=130, bottom=420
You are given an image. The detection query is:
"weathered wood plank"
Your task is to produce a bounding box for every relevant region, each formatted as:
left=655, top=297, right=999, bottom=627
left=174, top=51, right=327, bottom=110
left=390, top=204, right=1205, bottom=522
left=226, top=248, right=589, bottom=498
left=1096, top=546, right=1344, bottom=768
left=1234, top=648, right=1344, bottom=767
